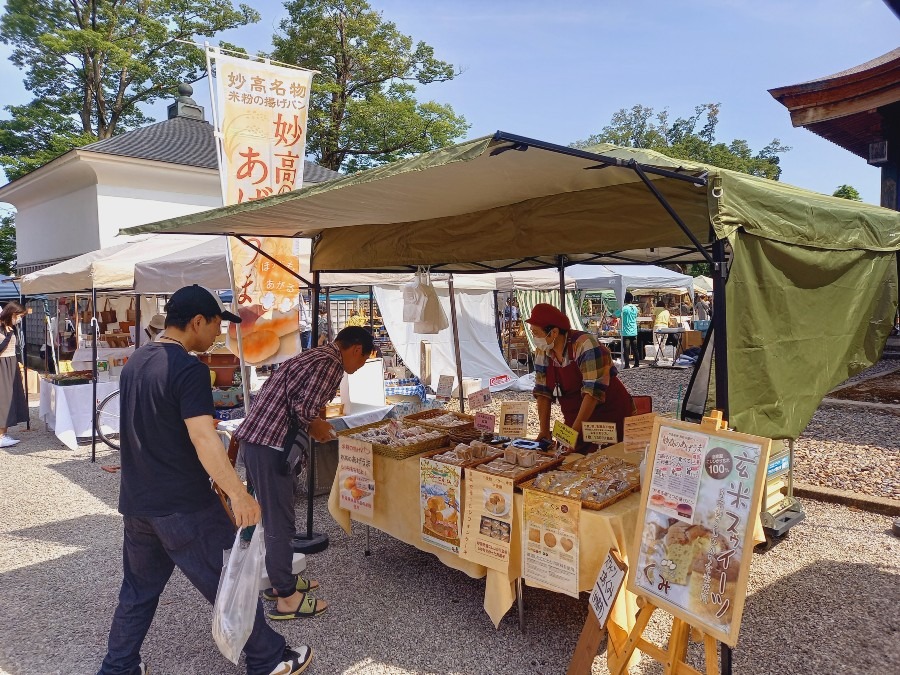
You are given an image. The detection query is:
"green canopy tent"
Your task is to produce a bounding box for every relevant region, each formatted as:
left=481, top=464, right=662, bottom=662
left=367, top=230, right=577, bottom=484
left=122, top=132, right=900, bottom=446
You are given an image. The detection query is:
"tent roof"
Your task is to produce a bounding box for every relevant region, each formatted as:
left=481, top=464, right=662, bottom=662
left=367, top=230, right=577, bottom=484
left=120, top=132, right=900, bottom=273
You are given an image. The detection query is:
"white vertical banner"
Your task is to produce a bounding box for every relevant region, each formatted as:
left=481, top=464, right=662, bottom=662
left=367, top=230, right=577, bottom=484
left=206, top=48, right=316, bottom=365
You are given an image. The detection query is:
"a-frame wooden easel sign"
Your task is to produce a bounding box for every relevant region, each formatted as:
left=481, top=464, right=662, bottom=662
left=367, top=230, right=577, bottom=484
left=568, top=412, right=771, bottom=675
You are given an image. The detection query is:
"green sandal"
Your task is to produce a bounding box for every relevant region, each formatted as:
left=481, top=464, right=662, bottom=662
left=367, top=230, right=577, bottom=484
left=261, top=575, right=319, bottom=601
left=266, top=593, right=327, bottom=620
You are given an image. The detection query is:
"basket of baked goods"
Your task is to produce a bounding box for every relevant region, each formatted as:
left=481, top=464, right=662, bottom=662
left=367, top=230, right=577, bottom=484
left=421, top=439, right=505, bottom=473
left=520, top=452, right=641, bottom=511
left=338, top=419, right=448, bottom=460
left=473, top=439, right=566, bottom=485
left=403, top=408, right=475, bottom=429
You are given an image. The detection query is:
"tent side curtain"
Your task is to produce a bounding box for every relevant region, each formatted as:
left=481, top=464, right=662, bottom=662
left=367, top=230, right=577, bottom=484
left=726, top=232, right=898, bottom=440
left=515, top=290, right=584, bottom=351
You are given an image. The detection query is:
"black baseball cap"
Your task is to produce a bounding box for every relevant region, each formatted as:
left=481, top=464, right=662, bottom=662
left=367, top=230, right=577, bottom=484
left=165, top=285, right=241, bottom=323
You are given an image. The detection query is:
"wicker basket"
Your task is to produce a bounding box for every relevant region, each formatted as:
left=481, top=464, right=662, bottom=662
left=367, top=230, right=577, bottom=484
left=519, top=478, right=640, bottom=511
left=403, top=408, right=475, bottom=429
left=337, top=420, right=448, bottom=460
left=420, top=445, right=505, bottom=471
left=447, top=426, right=482, bottom=444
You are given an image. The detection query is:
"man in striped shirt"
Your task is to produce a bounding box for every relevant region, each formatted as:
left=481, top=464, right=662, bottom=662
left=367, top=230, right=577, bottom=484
left=236, top=326, right=373, bottom=621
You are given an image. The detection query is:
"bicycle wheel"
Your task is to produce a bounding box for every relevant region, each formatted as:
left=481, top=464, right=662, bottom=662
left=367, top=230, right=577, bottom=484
left=95, top=389, right=121, bottom=450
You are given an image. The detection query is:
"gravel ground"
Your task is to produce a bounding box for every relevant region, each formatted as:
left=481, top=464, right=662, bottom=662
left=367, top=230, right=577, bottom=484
left=1, top=361, right=897, bottom=674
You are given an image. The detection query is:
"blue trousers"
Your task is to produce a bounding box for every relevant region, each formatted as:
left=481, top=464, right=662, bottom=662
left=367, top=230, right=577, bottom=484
left=98, top=500, right=285, bottom=675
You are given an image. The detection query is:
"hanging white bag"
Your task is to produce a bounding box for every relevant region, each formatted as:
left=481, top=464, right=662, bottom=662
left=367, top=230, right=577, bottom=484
left=414, top=282, right=449, bottom=334
left=212, top=523, right=266, bottom=664
left=402, top=277, right=427, bottom=323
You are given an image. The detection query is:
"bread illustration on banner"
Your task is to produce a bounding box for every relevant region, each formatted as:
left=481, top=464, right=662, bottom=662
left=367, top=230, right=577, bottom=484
left=242, top=330, right=280, bottom=364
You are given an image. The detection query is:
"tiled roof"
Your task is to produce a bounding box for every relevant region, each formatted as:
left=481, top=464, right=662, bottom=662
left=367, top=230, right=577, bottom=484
left=82, top=116, right=342, bottom=183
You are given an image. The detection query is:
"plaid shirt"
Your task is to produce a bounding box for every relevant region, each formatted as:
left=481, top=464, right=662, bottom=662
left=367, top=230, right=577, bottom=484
left=235, top=343, right=344, bottom=448
left=533, top=330, right=616, bottom=403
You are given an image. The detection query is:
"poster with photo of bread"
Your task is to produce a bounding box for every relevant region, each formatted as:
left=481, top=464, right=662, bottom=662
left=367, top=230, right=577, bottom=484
left=227, top=237, right=303, bottom=365
left=522, top=489, right=581, bottom=599
left=628, top=417, right=770, bottom=646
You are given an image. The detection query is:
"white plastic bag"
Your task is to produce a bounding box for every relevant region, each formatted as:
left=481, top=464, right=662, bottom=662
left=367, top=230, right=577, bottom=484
left=402, top=278, right=427, bottom=322
left=413, top=283, right=449, bottom=334
left=212, top=524, right=266, bottom=664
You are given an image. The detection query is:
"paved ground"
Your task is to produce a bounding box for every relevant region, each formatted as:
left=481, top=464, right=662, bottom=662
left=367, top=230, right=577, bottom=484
left=1, top=362, right=898, bottom=675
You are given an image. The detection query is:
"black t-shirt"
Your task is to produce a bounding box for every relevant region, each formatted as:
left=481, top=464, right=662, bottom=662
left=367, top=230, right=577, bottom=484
left=118, top=342, right=216, bottom=517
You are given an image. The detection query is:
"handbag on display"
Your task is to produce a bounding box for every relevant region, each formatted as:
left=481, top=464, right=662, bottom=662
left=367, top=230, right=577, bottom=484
left=126, top=297, right=137, bottom=322
left=80, top=300, right=93, bottom=324
left=99, top=298, right=117, bottom=324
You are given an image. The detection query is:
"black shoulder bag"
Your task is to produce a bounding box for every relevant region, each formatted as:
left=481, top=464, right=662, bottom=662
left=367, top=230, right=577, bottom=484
left=279, top=366, right=310, bottom=476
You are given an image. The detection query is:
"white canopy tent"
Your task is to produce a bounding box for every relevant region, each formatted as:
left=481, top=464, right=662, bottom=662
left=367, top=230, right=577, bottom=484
left=565, top=264, right=695, bottom=307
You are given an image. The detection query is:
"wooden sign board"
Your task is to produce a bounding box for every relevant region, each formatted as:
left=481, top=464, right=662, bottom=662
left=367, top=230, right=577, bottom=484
left=627, top=417, right=771, bottom=647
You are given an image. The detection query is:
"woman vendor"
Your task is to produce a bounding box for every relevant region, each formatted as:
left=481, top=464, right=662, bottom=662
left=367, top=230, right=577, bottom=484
left=527, top=303, right=634, bottom=448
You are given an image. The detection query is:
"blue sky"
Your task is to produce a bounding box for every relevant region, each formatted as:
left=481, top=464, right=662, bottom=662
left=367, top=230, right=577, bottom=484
left=0, top=0, right=898, bottom=204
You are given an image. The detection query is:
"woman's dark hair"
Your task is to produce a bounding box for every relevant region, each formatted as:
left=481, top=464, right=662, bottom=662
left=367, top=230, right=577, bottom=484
left=0, top=301, right=25, bottom=327
left=335, top=326, right=374, bottom=354
left=543, top=325, right=567, bottom=335
left=625, top=292, right=634, bottom=303
left=656, top=301, right=666, bottom=309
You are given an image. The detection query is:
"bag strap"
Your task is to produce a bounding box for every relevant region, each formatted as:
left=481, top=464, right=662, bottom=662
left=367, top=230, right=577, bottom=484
left=103, top=298, right=111, bottom=310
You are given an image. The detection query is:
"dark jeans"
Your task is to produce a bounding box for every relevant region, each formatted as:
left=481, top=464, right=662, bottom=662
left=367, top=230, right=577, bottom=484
left=300, top=330, right=312, bottom=350
left=622, top=335, right=640, bottom=367
left=240, top=440, right=304, bottom=598
left=98, top=500, right=285, bottom=675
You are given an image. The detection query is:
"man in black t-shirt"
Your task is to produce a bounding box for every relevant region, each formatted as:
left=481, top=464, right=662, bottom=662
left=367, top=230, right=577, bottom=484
left=98, top=285, right=312, bottom=675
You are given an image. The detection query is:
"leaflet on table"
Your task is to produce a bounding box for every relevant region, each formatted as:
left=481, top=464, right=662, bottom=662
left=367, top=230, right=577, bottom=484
left=499, top=401, right=529, bottom=437
left=474, top=412, right=496, bottom=432
left=523, top=489, right=581, bottom=598
left=459, top=470, right=514, bottom=574
left=624, top=413, right=657, bottom=453
left=589, top=549, right=627, bottom=628
left=582, top=421, right=617, bottom=446
left=436, top=375, right=454, bottom=400
left=338, top=437, right=375, bottom=518
left=632, top=419, right=770, bottom=646
left=646, top=426, right=706, bottom=524
left=419, top=458, right=462, bottom=553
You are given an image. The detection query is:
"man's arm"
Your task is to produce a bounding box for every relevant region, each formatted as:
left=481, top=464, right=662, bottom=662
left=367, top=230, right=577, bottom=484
left=535, top=395, right=552, bottom=440
left=185, top=416, right=260, bottom=528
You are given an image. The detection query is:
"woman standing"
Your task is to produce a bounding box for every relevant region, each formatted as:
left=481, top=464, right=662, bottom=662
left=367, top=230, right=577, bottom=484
left=527, top=303, right=634, bottom=447
left=0, top=302, right=29, bottom=447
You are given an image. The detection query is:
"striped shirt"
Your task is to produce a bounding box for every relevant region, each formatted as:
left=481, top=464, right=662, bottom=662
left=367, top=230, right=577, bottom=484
left=235, top=343, right=344, bottom=448
left=533, top=330, right=616, bottom=403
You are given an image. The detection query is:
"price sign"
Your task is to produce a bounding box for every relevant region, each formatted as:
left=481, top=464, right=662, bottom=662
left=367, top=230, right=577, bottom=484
left=474, top=412, right=496, bottom=433
left=499, top=401, right=529, bottom=437
left=582, top=421, right=618, bottom=445
left=467, top=387, right=492, bottom=410
left=589, top=549, right=627, bottom=628
left=552, top=420, right=579, bottom=449
left=624, top=412, right=657, bottom=453
left=436, top=375, right=454, bottom=400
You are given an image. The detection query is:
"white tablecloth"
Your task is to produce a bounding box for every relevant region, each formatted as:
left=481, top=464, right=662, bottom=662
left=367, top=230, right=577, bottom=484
left=71, top=347, right=134, bottom=371
left=39, top=380, right=119, bottom=450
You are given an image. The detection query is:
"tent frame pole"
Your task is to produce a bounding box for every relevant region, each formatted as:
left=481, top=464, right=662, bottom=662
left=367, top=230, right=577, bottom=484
left=557, top=255, right=567, bottom=313
left=448, top=274, right=466, bottom=412
left=91, top=287, right=98, bottom=463
left=134, top=294, right=142, bottom=349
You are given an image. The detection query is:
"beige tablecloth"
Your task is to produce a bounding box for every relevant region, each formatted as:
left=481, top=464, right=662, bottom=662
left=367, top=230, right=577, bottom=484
left=328, top=444, right=651, bottom=630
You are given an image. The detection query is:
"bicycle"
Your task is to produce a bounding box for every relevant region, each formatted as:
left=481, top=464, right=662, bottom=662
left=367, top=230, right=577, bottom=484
left=95, top=389, right=121, bottom=449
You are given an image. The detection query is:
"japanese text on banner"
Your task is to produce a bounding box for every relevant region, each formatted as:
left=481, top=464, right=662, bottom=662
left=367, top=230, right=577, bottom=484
left=338, top=437, right=375, bottom=518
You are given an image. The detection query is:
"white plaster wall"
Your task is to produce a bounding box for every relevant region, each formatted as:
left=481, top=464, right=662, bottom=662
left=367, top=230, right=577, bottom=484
left=16, top=184, right=100, bottom=266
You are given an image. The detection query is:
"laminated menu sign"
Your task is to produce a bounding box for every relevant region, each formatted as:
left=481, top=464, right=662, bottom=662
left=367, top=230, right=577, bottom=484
left=630, top=418, right=770, bottom=646
left=459, top=470, right=514, bottom=574
left=338, top=437, right=375, bottom=518
left=523, top=489, right=581, bottom=598
left=419, top=458, right=462, bottom=553
left=589, top=550, right=627, bottom=628
left=436, top=375, right=454, bottom=400
left=552, top=420, right=579, bottom=449
left=499, top=401, right=529, bottom=437
left=624, top=413, right=657, bottom=453
left=646, top=426, right=706, bottom=524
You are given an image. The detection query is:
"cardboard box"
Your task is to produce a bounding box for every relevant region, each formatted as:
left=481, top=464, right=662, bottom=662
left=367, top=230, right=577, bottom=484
left=681, top=330, right=703, bottom=349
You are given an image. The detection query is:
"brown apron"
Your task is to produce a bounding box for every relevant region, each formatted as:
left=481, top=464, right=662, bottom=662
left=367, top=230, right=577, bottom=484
left=545, top=330, right=634, bottom=448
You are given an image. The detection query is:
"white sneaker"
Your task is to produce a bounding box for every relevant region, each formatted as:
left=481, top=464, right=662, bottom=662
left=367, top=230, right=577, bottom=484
left=269, top=645, right=312, bottom=675
left=0, top=435, right=20, bottom=448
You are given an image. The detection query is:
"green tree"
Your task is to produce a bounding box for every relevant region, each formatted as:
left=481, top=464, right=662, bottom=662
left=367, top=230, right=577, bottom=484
left=0, top=0, right=260, bottom=179
left=572, top=103, right=790, bottom=181
left=0, top=212, right=16, bottom=276
left=832, top=184, right=862, bottom=201
left=272, top=0, right=469, bottom=172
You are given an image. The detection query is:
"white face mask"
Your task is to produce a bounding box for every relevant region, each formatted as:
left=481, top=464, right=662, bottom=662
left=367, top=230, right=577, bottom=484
left=543, top=332, right=556, bottom=349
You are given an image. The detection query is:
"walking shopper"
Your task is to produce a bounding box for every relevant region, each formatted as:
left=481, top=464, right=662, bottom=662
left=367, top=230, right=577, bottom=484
left=97, top=285, right=312, bottom=675
left=614, top=293, right=641, bottom=368
left=0, top=301, right=28, bottom=447
left=235, top=326, right=373, bottom=621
